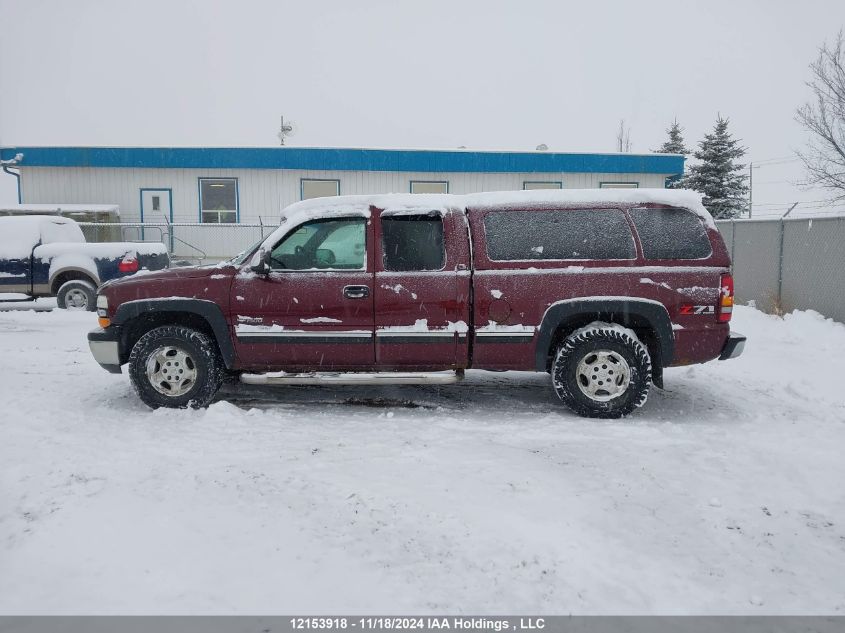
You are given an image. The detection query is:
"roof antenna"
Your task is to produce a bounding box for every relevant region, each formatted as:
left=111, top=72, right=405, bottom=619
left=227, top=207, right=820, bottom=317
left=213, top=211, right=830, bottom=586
left=278, top=116, right=296, bottom=146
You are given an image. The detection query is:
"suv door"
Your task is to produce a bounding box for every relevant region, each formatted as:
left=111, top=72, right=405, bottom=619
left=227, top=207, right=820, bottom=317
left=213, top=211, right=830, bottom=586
left=231, top=216, right=375, bottom=370
left=374, top=209, right=471, bottom=369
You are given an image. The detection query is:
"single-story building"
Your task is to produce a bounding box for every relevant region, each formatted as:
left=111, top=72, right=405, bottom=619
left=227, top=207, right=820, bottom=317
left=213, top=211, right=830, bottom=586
left=1, top=146, right=684, bottom=226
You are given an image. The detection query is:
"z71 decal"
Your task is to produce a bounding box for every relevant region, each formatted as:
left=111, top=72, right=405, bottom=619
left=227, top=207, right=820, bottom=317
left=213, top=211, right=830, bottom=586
left=679, top=304, right=715, bottom=315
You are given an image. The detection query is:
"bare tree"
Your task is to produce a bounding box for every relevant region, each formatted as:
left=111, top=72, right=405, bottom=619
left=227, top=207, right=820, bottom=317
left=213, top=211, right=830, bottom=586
left=616, top=119, right=632, bottom=153
left=796, top=31, right=845, bottom=202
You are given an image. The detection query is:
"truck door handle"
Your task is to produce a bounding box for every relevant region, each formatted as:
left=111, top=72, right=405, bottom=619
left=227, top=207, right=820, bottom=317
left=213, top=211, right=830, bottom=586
left=343, top=285, right=370, bottom=299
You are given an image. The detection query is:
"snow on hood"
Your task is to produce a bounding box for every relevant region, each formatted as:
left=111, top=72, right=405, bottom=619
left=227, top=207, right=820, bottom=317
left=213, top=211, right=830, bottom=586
left=99, top=264, right=235, bottom=290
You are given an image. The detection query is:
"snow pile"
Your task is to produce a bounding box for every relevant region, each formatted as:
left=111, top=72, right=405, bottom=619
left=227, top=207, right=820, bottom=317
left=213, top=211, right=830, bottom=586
left=0, top=305, right=843, bottom=614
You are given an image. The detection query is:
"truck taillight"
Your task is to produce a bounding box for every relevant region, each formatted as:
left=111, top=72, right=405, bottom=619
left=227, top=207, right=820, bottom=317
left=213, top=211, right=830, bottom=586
left=118, top=254, right=139, bottom=272
left=719, top=273, right=734, bottom=322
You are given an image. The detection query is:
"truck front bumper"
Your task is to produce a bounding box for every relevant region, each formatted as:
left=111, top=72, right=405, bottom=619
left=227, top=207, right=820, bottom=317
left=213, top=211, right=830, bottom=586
left=88, top=326, right=123, bottom=374
left=719, top=332, right=746, bottom=361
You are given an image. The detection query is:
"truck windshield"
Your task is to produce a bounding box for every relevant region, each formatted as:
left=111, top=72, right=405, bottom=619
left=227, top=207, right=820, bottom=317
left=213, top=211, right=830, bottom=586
left=230, top=237, right=267, bottom=265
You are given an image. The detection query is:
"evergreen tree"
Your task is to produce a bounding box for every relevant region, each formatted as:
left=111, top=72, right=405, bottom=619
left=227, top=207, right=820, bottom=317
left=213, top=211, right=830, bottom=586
left=655, top=118, right=691, bottom=156
left=654, top=119, right=691, bottom=188
left=681, top=116, right=749, bottom=219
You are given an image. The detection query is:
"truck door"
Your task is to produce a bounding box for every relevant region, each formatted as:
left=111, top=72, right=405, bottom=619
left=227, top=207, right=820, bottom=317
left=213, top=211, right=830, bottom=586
left=373, top=208, right=471, bottom=369
left=0, top=254, right=31, bottom=295
left=231, top=215, right=375, bottom=370
left=0, top=217, right=36, bottom=296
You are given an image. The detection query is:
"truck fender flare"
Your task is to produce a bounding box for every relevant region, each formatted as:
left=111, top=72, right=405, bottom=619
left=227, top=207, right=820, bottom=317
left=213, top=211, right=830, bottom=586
left=535, top=297, right=674, bottom=371
left=48, top=265, right=100, bottom=293
left=112, top=298, right=235, bottom=368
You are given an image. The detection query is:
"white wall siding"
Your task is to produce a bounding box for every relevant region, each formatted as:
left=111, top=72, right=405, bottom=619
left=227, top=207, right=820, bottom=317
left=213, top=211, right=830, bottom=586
left=20, top=167, right=668, bottom=224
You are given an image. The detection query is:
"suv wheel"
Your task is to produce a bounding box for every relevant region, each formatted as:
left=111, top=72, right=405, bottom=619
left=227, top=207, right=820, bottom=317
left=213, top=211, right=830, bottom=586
left=56, top=279, right=97, bottom=311
left=552, top=322, right=651, bottom=419
left=128, top=326, right=223, bottom=409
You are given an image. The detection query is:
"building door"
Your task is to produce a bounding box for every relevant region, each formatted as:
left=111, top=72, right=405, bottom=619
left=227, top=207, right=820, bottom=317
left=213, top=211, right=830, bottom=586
left=140, top=189, right=172, bottom=223
left=140, top=189, right=173, bottom=250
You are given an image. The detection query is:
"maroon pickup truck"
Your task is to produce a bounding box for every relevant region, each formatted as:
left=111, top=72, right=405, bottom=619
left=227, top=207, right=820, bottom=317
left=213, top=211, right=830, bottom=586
left=88, top=189, right=744, bottom=418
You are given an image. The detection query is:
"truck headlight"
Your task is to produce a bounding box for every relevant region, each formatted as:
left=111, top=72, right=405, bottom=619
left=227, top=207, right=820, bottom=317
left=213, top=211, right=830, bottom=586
left=96, top=294, right=110, bottom=327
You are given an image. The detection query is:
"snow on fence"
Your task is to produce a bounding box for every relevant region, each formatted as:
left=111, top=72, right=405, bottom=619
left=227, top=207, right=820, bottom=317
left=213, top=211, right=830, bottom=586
left=716, top=216, right=845, bottom=323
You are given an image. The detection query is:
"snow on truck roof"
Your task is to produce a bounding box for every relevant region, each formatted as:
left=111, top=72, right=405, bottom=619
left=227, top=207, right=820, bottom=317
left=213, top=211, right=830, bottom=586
left=278, top=188, right=715, bottom=227
left=262, top=189, right=715, bottom=254
left=0, top=215, right=84, bottom=259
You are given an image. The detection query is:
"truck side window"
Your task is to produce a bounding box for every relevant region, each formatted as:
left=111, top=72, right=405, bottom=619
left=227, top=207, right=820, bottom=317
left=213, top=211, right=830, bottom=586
left=269, top=217, right=366, bottom=270
left=381, top=215, right=445, bottom=271
left=483, top=209, right=636, bottom=261
left=629, top=207, right=712, bottom=260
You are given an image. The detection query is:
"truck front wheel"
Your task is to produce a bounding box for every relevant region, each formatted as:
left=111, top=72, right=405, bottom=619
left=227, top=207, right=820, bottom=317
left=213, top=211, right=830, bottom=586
left=128, top=325, right=224, bottom=409
left=56, top=279, right=97, bottom=311
left=552, top=322, right=652, bottom=419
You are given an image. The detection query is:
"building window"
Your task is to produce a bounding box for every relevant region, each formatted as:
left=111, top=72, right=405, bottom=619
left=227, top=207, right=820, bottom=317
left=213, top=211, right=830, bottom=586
left=301, top=179, right=340, bottom=200
left=599, top=182, right=639, bottom=189
left=199, top=178, right=238, bottom=223
left=410, top=181, right=448, bottom=194
left=523, top=181, right=562, bottom=190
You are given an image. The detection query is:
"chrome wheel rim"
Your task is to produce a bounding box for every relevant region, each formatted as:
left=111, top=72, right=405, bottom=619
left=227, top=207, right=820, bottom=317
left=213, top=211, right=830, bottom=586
left=146, top=346, right=198, bottom=397
left=575, top=349, right=631, bottom=402
left=64, top=288, right=89, bottom=310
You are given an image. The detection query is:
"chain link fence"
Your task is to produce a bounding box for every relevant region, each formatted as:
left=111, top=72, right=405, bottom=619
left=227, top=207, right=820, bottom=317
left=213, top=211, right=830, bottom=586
left=76, top=222, right=274, bottom=264
left=716, top=217, right=845, bottom=323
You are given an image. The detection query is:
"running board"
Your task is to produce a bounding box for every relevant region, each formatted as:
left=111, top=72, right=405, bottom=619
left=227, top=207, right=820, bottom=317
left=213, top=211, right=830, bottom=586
left=240, top=370, right=464, bottom=386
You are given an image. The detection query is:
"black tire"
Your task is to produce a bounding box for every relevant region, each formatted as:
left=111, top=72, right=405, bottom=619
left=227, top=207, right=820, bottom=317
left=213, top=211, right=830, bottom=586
left=552, top=322, right=651, bottom=419
left=128, top=325, right=224, bottom=409
left=56, top=279, right=97, bottom=311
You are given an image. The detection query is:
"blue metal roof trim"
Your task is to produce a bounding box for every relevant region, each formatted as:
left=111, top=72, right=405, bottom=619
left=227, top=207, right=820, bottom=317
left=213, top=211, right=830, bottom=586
left=0, top=146, right=684, bottom=175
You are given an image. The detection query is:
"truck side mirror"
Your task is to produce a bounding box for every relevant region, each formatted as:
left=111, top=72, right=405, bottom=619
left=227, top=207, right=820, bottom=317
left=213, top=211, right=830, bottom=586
left=249, top=248, right=270, bottom=275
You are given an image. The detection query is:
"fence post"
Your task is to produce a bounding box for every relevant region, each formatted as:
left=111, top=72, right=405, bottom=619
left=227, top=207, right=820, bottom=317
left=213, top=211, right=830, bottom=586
left=730, top=219, right=736, bottom=265
left=777, top=220, right=785, bottom=311
left=777, top=203, right=798, bottom=313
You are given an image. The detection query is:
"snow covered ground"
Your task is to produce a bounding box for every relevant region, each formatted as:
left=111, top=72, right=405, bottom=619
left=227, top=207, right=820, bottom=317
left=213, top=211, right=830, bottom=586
left=0, top=305, right=843, bottom=615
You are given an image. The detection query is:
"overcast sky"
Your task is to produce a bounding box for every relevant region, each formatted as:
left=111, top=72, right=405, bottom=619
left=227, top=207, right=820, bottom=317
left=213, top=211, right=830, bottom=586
left=1, top=0, right=842, bottom=215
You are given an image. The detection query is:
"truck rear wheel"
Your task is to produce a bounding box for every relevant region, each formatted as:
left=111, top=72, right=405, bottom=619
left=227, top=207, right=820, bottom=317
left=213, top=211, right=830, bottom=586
left=552, top=322, right=651, bottom=419
left=56, top=279, right=97, bottom=311
left=128, top=325, right=223, bottom=409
